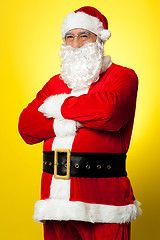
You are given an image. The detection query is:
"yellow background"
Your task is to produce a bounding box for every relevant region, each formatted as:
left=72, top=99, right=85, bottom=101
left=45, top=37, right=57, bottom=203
left=0, top=0, right=160, bottom=239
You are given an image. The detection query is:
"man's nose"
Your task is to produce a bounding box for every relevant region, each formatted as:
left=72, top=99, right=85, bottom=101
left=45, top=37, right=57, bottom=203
left=71, top=38, right=82, bottom=48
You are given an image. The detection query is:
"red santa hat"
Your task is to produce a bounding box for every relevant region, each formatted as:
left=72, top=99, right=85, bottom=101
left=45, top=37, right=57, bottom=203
left=61, top=6, right=111, bottom=42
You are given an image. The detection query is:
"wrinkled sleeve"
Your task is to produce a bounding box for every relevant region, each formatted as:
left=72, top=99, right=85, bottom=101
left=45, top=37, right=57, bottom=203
left=61, top=69, right=138, bottom=132
left=18, top=81, right=55, bottom=144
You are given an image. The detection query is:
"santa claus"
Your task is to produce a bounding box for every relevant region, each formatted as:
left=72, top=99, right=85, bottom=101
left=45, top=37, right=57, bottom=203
left=18, top=6, right=141, bottom=240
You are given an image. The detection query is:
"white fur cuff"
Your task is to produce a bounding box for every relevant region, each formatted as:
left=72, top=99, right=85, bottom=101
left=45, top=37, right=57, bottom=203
left=54, top=119, right=77, bottom=137
left=38, top=94, right=70, bottom=119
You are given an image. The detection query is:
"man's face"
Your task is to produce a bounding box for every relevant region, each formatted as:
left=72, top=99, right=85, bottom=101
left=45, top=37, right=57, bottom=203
left=60, top=29, right=103, bottom=90
left=65, top=28, right=97, bottom=48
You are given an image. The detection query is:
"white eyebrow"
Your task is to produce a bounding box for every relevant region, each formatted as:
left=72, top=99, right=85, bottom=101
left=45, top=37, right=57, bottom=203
left=65, top=31, right=91, bottom=36
left=65, top=31, right=73, bottom=36
left=78, top=31, right=90, bottom=35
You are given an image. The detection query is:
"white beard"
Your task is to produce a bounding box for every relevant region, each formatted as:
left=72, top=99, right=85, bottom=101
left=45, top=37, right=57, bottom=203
left=59, top=41, right=104, bottom=90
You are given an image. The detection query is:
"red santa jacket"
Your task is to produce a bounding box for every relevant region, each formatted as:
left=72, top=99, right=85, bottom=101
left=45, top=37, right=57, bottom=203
left=18, top=62, right=141, bottom=223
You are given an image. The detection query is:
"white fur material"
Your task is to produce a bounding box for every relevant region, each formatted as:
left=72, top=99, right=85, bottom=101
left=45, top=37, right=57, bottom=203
left=54, top=119, right=77, bottom=137
left=50, top=135, right=76, bottom=204
left=71, top=87, right=89, bottom=96
left=100, top=29, right=111, bottom=40
left=52, top=136, right=76, bottom=151
left=61, top=11, right=111, bottom=41
left=33, top=199, right=141, bottom=224
left=100, top=55, right=112, bottom=74
left=50, top=177, right=70, bottom=200
left=38, top=94, right=70, bottom=119
left=49, top=87, right=90, bottom=208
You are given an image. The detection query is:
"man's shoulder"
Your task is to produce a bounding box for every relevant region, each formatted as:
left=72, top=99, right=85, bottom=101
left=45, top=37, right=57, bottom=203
left=43, top=73, right=70, bottom=94
left=108, top=63, right=138, bottom=79
left=45, top=73, right=64, bottom=88
left=47, top=73, right=61, bottom=85
left=100, top=63, right=138, bottom=89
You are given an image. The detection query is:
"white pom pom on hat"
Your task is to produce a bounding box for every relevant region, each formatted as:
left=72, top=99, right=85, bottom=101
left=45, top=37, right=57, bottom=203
left=61, top=6, right=111, bottom=42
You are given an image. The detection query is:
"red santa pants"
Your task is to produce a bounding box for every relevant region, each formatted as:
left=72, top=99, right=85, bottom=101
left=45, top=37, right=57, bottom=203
left=43, top=220, right=130, bottom=240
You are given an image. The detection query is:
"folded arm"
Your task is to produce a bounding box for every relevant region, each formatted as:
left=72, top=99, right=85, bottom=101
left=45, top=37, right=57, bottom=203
left=39, top=69, right=138, bottom=133
left=61, top=69, right=138, bottom=132
left=18, top=80, right=79, bottom=144
left=18, top=81, right=56, bottom=144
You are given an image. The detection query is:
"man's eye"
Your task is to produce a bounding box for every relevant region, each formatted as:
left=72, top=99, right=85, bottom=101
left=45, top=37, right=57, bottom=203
left=79, top=34, right=90, bottom=41
left=81, top=35, right=89, bottom=38
left=66, top=35, right=73, bottom=39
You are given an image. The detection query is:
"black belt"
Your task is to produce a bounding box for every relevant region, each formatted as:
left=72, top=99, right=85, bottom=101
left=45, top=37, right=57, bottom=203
left=43, top=149, right=127, bottom=179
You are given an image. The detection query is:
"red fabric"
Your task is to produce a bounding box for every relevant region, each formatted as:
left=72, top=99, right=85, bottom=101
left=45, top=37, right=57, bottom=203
left=41, top=172, right=53, bottom=199
left=43, top=220, right=130, bottom=240
left=18, top=64, right=138, bottom=153
left=18, top=74, right=70, bottom=144
left=75, top=6, right=109, bottom=30
left=18, top=81, right=55, bottom=144
left=61, top=66, right=138, bottom=133
left=41, top=172, right=135, bottom=205
left=19, top=63, right=138, bottom=222
left=69, top=176, right=135, bottom=205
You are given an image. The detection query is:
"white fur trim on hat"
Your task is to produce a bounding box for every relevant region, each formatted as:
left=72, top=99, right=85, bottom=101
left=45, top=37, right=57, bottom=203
left=100, top=29, right=111, bottom=40
left=61, top=12, right=111, bottom=41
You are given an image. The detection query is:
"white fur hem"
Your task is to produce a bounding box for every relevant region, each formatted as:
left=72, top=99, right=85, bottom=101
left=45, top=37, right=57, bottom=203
left=38, top=94, right=70, bottom=119
left=33, top=199, right=141, bottom=224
